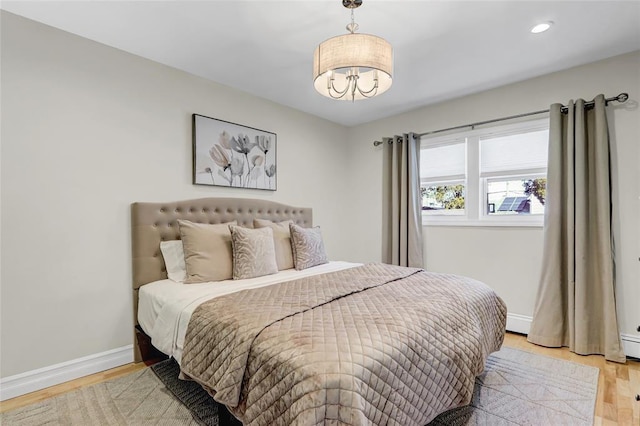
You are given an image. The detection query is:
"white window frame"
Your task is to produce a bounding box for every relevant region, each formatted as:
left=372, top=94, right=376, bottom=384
left=482, top=173, right=547, bottom=225
left=420, top=137, right=468, bottom=223
left=421, top=117, right=548, bottom=227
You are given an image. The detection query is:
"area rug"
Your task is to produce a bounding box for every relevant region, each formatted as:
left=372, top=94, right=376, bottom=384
left=1, top=347, right=599, bottom=425
left=428, top=347, right=599, bottom=425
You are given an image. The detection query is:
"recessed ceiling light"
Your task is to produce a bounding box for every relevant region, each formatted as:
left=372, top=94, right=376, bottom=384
left=531, top=22, right=553, bottom=34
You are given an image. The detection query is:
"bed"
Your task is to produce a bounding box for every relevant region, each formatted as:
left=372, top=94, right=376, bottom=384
left=132, top=197, right=507, bottom=425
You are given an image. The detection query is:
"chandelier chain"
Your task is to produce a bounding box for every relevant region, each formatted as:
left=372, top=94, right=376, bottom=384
left=351, top=9, right=355, bottom=33
left=346, top=7, right=359, bottom=33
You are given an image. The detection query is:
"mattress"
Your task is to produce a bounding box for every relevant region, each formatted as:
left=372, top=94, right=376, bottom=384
left=137, top=261, right=360, bottom=363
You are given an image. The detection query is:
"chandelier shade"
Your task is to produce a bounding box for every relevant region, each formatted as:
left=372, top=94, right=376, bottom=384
left=312, top=1, right=393, bottom=101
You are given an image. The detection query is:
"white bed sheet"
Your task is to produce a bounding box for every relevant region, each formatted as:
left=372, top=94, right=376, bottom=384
left=138, top=261, right=360, bottom=364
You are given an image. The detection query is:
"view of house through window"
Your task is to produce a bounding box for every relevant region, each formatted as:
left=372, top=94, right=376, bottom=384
left=487, top=177, right=546, bottom=215
left=420, top=119, right=549, bottom=224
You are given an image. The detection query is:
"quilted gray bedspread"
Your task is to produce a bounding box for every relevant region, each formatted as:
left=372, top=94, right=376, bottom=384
left=181, top=263, right=507, bottom=425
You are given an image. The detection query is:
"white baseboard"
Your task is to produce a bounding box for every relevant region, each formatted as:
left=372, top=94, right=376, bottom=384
left=506, top=313, right=533, bottom=334
left=505, top=312, right=640, bottom=359
left=0, top=345, right=133, bottom=402
left=621, top=333, right=640, bottom=359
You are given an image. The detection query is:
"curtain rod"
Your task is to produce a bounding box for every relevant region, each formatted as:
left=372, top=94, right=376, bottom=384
left=373, top=92, right=629, bottom=146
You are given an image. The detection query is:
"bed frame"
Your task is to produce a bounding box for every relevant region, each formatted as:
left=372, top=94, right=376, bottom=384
left=130, top=197, right=312, bottom=362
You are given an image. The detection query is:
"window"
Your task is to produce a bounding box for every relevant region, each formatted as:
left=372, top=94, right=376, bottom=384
left=420, top=140, right=465, bottom=215
left=486, top=177, right=547, bottom=216
left=420, top=118, right=549, bottom=226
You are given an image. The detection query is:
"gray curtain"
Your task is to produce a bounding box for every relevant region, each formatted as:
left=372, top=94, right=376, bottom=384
left=383, top=133, right=423, bottom=268
left=527, top=94, right=625, bottom=363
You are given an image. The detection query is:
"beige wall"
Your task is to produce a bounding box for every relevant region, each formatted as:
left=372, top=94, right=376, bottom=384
left=346, top=51, right=640, bottom=342
left=0, top=12, right=350, bottom=377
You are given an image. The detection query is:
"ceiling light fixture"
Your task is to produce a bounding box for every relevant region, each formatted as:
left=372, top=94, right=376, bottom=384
left=313, top=0, right=393, bottom=101
left=531, top=21, right=553, bottom=34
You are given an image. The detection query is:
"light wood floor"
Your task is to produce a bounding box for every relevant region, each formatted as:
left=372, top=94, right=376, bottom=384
left=0, top=362, right=148, bottom=414
left=1, top=333, right=639, bottom=425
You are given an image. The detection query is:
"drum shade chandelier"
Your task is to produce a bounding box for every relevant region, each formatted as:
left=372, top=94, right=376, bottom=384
left=313, top=0, right=393, bottom=101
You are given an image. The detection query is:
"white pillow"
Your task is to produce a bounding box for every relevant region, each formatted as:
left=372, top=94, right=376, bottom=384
left=160, top=240, right=187, bottom=282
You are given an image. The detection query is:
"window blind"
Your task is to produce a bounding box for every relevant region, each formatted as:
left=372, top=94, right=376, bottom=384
left=420, top=141, right=466, bottom=180
left=480, top=130, right=548, bottom=175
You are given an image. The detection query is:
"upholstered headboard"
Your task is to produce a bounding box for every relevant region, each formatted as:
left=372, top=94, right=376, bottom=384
left=130, top=197, right=312, bottom=361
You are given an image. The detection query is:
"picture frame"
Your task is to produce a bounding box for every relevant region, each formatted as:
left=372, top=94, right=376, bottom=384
left=192, top=114, right=277, bottom=191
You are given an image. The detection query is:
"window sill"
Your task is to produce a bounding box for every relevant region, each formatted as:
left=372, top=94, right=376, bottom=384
left=422, top=218, right=543, bottom=228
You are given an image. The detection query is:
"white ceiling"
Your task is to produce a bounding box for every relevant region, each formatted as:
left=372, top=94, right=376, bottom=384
left=2, top=1, right=639, bottom=126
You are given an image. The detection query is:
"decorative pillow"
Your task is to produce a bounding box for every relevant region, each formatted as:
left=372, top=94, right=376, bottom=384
left=289, top=223, right=328, bottom=270
left=253, top=219, right=294, bottom=270
left=178, top=220, right=237, bottom=283
left=159, top=240, right=187, bottom=282
left=230, top=225, right=278, bottom=280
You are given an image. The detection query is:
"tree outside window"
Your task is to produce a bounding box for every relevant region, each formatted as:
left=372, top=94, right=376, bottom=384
left=421, top=184, right=465, bottom=210
left=523, top=178, right=546, bottom=205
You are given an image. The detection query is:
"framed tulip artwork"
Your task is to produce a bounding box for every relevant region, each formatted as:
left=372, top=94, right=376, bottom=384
left=192, top=114, right=277, bottom=190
